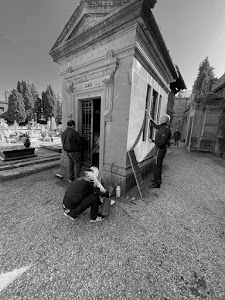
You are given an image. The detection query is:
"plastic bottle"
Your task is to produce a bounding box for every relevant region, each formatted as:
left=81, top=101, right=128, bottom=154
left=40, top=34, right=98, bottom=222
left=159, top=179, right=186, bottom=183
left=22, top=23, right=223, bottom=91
left=116, top=186, right=121, bottom=198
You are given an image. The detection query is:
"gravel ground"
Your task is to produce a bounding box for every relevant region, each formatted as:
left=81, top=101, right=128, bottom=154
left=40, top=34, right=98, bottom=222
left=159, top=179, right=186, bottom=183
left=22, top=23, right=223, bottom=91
left=0, top=144, right=225, bottom=300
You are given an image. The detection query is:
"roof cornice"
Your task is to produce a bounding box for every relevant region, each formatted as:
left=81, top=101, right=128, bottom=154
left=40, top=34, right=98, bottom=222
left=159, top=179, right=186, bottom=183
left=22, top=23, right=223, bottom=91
left=212, top=73, right=225, bottom=92
left=140, top=3, right=178, bottom=79
left=135, top=42, right=171, bottom=93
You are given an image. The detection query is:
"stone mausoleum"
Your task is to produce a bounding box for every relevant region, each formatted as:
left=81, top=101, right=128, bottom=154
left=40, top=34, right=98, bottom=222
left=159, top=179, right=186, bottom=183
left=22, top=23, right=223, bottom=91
left=184, top=73, right=225, bottom=157
left=184, top=92, right=224, bottom=152
left=50, top=0, right=185, bottom=193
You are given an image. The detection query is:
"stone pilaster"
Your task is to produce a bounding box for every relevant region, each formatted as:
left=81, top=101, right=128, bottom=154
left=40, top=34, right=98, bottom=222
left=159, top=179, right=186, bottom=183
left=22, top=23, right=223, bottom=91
left=102, top=50, right=119, bottom=122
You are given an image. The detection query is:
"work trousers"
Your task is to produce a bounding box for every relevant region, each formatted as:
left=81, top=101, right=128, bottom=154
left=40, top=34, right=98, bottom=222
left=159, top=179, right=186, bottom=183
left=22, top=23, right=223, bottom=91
left=67, top=152, right=82, bottom=181
left=63, top=193, right=101, bottom=219
left=153, top=147, right=167, bottom=185
left=174, top=139, right=179, bottom=146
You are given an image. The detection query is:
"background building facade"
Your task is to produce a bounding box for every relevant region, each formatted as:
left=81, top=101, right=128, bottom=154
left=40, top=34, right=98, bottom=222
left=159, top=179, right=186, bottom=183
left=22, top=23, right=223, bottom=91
left=183, top=72, right=225, bottom=157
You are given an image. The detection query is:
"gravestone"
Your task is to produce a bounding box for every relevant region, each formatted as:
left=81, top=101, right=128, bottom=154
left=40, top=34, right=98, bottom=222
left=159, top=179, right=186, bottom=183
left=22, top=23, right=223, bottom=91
left=0, top=146, right=36, bottom=161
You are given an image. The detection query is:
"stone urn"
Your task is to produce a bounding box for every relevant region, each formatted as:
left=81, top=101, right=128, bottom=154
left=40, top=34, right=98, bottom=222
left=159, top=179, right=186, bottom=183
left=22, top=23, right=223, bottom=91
left=24, top=137, right=31, bottom=148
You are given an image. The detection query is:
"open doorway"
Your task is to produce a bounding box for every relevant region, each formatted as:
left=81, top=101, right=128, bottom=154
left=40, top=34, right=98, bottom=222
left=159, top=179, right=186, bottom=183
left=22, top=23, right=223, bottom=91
left=92, top=99, right=100, bottom=168
left=81, top=98, right=101, bottom=168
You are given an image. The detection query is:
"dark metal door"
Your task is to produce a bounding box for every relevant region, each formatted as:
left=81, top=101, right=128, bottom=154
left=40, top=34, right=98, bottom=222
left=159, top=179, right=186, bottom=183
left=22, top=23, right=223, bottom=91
left=82, top=100, right=93, bottom=167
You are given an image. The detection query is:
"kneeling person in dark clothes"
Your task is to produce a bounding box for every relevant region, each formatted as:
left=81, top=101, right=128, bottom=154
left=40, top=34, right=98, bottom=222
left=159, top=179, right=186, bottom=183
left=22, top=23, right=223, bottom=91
left=62, top=167, right=109, bottom=222
left=146, top=110, right=172, bottom=188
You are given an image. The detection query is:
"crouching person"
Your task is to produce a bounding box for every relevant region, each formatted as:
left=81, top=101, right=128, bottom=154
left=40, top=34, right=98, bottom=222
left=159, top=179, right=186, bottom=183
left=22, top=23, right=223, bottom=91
left=62, top=166, right=109, bottom=222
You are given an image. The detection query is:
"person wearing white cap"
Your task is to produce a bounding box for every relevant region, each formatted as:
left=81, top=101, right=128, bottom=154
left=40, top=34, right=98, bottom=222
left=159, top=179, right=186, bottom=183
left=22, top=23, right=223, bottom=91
left=146, top=110, right=172, bottom=188
left=62, top=166, right=110, bottom=222
left=173, top=129, right=181, bottom=146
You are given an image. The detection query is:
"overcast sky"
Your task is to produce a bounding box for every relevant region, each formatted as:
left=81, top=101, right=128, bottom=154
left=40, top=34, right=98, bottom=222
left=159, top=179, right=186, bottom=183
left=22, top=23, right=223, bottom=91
left=0, top=0, right=224, bottom=100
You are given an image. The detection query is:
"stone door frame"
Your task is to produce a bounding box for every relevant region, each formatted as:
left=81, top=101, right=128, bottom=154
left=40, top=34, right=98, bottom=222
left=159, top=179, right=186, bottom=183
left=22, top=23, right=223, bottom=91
left=72, top=87, right=105, bottom=177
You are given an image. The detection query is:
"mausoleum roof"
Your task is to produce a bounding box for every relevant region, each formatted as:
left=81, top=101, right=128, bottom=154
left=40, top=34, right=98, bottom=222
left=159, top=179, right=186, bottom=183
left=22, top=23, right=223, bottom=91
left=212, top=73, right=225, bottom=93
left=194, top=92, right=225, bottom=109
left=197, top=92, right=223, bottom=100
left=49, top=0, right=184, bottom=85
left=50, top=0, right=144, bottom=54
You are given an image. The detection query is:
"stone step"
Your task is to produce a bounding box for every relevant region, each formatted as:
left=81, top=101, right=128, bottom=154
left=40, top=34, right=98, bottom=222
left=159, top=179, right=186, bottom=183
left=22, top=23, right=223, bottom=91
left=0, top=154, right=60, bottom=171
left=0, top=160, right=60, bottom=181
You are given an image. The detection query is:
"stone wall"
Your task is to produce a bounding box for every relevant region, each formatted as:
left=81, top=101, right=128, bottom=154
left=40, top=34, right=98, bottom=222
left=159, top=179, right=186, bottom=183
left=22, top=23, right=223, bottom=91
left=187, top=98, right=225, bottom=153
left=127, top=57, right=168, bottom=151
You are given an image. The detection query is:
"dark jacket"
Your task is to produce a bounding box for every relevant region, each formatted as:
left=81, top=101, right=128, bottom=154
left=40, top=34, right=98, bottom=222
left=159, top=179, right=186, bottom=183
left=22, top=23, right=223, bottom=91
left=61, top=127, right=81, bottom=152
left=63, top=177, right=109, bottom=209
left=151, top=121, right=172, bottom=148
left=173, top=130, right=181, bottom=140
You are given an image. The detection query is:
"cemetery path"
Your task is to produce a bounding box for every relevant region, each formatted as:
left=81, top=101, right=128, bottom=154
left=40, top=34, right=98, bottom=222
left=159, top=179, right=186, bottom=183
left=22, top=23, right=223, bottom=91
left=0, top=143, right=225, bottom=299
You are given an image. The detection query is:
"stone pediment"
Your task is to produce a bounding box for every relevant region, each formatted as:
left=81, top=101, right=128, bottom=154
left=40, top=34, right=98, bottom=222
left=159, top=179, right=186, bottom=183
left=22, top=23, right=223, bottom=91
left=50, top=0, right=132, bottom=52
left=67, top=14, right=105, bottom=41
left=50, top=0, right=157, bottom=53
left=50, top=0, right=165, bottom=73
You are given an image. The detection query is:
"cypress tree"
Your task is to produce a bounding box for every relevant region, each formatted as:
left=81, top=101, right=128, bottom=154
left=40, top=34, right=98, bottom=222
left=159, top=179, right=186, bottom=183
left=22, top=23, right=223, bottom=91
left=42, top=85, right=57, bottom=120
left=192, top=57, right=217, bottom=96
left=8, top=89, right=26, bottom=123
left=21, top=80, right=34, bottom=120
left=55, top=93, right=62, bottom=125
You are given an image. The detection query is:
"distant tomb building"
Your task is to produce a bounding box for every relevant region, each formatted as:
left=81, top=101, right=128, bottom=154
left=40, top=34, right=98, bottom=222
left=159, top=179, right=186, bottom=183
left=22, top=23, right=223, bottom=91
left=184, top=73, right=225, bottom=157
left=50, top=0, right=185, bottom=193
left=212, top=73, right=225, bottom=157
left=212, top=73, right=225, bottom=98
left=0, top=91, right=9, bottom=114
left=170, top=90, right=191, bottom=139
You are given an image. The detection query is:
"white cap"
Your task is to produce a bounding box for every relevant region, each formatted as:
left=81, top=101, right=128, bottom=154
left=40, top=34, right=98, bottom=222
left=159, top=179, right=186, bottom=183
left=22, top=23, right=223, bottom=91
left=89, top=166, right=99, bottom=178
left=159, top=114, right=170, bottom=124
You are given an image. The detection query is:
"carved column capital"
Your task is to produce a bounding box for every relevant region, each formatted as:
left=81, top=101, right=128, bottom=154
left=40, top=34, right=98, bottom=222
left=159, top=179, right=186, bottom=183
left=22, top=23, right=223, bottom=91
left=66, top=81, right=75, bottom=94
left=103, top=69, right=115, bottom=85
left=104, top=108, right=112, bottom=122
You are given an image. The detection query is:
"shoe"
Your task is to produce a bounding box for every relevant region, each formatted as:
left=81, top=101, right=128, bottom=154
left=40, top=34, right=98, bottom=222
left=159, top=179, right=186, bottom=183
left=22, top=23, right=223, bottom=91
left=149, top=183, right=160, bottom=188
left=64, top=212, right=78, bottom=220
left=68, top=180, right=73, bottom=183
left=110, top=199, right=116, bottom=206
left=55, top=173, right=63, bottom=178
left=90, top=214, right=105, bottom=222
left=100, top=198, right=115, bottom=205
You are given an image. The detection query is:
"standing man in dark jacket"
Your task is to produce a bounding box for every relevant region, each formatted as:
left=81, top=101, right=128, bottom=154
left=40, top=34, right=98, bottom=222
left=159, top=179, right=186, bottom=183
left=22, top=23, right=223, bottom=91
left=173, top=129, right=181, bottom=146
left=146, top=111, right=172, bottom=188
left=61, top=120, right=81, bottom=182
